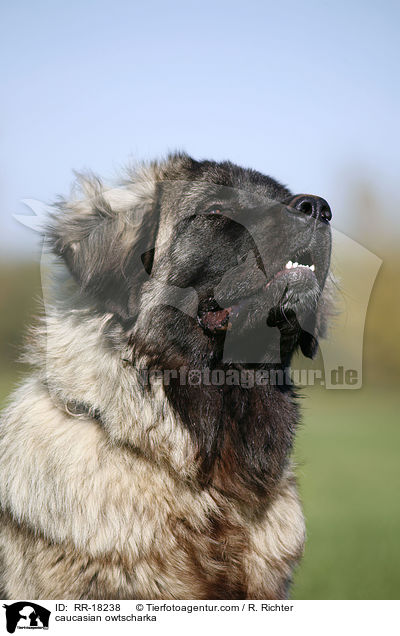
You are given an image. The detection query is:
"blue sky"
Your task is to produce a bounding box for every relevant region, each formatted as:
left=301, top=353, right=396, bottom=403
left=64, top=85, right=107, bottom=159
left=1, top=0, right=399, bottom=257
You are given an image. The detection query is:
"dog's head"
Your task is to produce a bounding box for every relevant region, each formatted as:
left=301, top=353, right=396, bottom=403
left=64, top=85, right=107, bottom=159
left=48, top=153, right=332, bottom=369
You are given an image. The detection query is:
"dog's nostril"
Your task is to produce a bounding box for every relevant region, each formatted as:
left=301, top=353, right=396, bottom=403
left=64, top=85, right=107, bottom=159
left=287, top=194, right=332, bottom=224
left=320, top=204, right=332, bottom=222
left=298, top=200, right=313, bottom=216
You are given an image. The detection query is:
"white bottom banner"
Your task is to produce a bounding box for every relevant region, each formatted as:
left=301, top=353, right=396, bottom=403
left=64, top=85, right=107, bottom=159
left=1, top=600, right=398, bottom=636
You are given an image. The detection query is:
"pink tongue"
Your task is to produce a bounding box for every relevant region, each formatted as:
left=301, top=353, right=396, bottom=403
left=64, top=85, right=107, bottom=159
left=200, top=308, right=231, bottom=332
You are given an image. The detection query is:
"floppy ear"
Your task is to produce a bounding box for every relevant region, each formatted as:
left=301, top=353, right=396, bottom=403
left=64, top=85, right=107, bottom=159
left=46, top=171, right=159, bottom=321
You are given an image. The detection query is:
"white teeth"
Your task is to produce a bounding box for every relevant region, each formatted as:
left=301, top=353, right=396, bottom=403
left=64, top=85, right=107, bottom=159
left=284, top=260, right=316, bottom=272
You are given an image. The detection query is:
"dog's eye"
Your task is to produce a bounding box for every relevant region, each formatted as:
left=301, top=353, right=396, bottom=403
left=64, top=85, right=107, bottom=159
left=206, top=207, right=234, bottom=216
left=203, top=206, right=234, bottom=219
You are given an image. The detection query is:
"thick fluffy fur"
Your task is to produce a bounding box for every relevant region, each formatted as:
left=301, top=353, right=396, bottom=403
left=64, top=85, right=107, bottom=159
left=0, top=153, right=332, bottom=599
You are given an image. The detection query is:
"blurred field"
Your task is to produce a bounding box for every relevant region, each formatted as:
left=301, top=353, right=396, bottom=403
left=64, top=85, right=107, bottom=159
left=0, top=262, right=42, bottom=405
left=0, top=260, right=399, bottom=600
left=292, top=388, right=400, bottom=599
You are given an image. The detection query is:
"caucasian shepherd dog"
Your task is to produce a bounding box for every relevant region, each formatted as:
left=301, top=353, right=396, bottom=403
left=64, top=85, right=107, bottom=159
left=0, top=153, right=332, bottom=599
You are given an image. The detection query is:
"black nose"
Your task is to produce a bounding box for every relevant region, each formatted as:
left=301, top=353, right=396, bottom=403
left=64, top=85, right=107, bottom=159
left=287, top=194, right=332, bottom=223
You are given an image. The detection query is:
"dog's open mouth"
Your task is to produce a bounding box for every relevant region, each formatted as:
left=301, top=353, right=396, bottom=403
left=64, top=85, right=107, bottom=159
left=197, top=249, right=319, bottom=334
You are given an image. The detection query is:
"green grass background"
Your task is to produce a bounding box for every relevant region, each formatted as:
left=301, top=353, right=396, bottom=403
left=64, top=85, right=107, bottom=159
left=0, top=262, right=399, bottom=599
left=292, top=388, right=400, bottom=599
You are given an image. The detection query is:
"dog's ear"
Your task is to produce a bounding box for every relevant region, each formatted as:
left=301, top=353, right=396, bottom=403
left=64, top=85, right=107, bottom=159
left=46, top=170, right=160, bottom=321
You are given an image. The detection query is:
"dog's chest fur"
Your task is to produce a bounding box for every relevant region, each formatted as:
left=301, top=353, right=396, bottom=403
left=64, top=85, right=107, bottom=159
left=0, top=310, right=305, bottom=599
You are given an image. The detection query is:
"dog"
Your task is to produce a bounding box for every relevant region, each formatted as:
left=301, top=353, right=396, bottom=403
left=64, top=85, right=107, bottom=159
left=0, top=153, right=332, bottom=599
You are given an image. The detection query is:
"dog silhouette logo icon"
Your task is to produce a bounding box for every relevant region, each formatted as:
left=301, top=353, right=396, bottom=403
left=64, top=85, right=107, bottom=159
left=2, top=602, right=51, bottom=633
